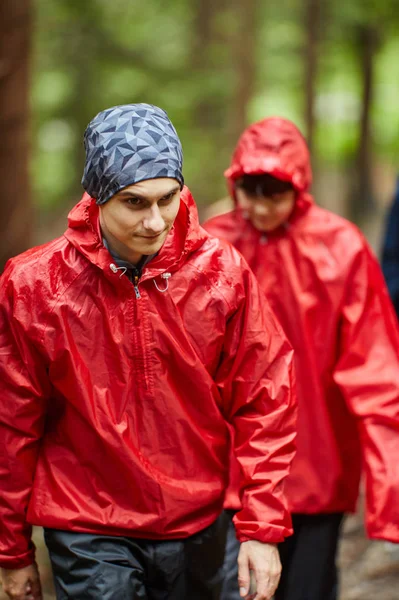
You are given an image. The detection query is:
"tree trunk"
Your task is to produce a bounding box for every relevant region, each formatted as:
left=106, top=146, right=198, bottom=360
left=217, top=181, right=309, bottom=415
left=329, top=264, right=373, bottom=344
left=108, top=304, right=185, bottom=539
left=189, top=0, right=226, bottom=206
left=350, top=25, right=377, bottom=221
left=228, top=0, right=258, bottom=145
left=304, top=0, right=321, bottom=155
left=191, top=0, right=215, bottom=129
left=0, top=0, right=32, bottom=271
left=59, top=0, right=101, bottom=207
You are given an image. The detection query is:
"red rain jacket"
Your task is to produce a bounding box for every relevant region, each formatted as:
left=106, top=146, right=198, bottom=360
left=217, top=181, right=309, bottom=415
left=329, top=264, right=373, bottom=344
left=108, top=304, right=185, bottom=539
left=0, top=188, right=296, bottom=569
left=204, top=118, right=399, bottom=542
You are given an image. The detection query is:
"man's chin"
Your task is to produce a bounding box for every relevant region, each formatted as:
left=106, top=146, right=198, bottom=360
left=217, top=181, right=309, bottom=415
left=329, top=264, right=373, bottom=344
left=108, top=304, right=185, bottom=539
left=132, top=234, right=167, bottom=254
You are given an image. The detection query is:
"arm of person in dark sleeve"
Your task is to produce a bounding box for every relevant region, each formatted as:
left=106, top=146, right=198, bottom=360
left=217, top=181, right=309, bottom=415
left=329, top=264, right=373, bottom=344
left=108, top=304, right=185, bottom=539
left=333, top=239, right=399, bottom=543
left=215, top=262, right=297, bottom=545
left=0, top=265, right=51, bottom=569
left=381, top=177, right=399, bottom=317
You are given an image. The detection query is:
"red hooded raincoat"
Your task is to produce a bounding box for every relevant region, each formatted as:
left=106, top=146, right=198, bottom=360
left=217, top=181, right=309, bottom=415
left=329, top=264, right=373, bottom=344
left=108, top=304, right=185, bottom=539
left=0, top=188, right=296, bottom=569
left=204, top=118, right=399, bottom=542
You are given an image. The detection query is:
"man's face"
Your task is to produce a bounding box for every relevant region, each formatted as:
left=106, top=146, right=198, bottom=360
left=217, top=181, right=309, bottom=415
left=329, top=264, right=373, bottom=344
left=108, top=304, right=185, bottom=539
left=236, top=187, right=296, bottom=233
left=99, top=178, right=181, bottom=264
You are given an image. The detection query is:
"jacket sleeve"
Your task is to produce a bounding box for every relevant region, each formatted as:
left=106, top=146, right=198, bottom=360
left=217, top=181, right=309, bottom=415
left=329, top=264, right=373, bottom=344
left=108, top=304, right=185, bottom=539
left=215, top=261, right=297, bottom=544
left=0, top=267, right=50, bottom=569
left=333, top=239, right=399, bottom=542
left=381, top=178, right=399, bottom=318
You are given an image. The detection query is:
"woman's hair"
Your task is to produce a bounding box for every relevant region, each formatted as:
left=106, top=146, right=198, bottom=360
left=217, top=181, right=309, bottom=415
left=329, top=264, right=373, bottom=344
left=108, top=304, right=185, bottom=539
left=235, top=173, right=293, bottom=197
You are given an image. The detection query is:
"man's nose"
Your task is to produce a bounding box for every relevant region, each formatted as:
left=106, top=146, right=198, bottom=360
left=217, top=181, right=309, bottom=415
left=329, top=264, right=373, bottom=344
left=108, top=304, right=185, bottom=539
left=143, top=205, right=165, bottom=233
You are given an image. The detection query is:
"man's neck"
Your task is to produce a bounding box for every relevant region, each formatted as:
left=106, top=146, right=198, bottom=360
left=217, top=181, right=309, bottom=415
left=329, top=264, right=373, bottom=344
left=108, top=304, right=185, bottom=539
left=100, top=232, right=142, bottom=268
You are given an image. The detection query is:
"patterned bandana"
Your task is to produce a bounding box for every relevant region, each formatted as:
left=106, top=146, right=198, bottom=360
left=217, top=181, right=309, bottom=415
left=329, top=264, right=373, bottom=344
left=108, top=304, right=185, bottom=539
left=81, top=103, right=184, bottom=205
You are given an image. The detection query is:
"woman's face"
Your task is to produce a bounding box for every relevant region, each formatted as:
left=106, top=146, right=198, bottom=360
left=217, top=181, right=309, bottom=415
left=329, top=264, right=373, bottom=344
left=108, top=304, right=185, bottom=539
left=236, top=188, right=296, bottom=232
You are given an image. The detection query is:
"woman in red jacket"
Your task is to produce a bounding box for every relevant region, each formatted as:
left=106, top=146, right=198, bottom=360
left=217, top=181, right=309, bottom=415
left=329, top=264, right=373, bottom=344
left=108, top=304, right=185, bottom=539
left=0, top=105, right=296, bottom=600
left=204, top=117, right=399, bottom=600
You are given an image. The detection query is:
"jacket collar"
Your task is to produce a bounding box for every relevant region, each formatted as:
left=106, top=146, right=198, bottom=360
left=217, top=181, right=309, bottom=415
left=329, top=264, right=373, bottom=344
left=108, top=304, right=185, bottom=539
left=64, top=186, right=208, bottom=280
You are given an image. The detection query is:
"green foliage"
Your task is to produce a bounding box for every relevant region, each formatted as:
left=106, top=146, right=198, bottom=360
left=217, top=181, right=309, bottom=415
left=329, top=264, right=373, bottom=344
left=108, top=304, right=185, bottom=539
left=32, top=0, right=399, bottom=214
left=373, top=36, right=399, bottom=160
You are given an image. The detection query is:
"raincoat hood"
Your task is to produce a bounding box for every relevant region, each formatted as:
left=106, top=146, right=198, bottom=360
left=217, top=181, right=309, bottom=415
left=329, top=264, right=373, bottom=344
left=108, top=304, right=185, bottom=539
left=225, top=117, right=313, bottom=214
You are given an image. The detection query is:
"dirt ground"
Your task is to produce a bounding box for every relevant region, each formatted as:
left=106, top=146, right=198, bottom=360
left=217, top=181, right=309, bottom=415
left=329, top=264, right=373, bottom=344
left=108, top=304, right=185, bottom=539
left=1, top=509, right=399, bottom=599
left=338, top=511, right=399, bottom=600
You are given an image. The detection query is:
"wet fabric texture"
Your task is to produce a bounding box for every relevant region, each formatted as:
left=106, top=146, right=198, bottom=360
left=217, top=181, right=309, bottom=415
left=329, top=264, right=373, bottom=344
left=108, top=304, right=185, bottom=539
left=204, top=117, right=399, bottom=543
left=220, top=511, right=343, bottom=600
left=0, top=186, right=296, bottom=569
left=44, top=514, right=227, bottom=600
left=82, top=103, right=184, bottom=204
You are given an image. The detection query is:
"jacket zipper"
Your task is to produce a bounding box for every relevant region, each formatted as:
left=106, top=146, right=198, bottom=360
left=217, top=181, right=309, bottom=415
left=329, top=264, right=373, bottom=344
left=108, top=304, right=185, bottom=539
left=132, top=269, right=141, bottom=299
left=109, top=261, right=142, bottom=298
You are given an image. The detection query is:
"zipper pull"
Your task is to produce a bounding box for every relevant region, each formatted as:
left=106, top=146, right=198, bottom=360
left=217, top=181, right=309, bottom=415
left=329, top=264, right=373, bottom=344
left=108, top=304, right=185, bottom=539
left=133, top=272, right=141, bottom=299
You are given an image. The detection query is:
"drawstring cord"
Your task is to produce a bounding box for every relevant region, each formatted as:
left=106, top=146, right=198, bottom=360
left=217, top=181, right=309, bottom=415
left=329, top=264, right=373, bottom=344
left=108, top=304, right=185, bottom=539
left=110, top=263, right=171, bottom=293
left=110, top=263, right=127, bottom=278
left=153, top=272, right=171, bottom=293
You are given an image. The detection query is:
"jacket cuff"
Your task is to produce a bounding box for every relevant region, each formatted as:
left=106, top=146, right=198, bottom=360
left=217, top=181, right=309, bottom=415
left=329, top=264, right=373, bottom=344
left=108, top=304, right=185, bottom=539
left=233, top=517, right=293, bottom=545
left=0, top=548, right=36, bottom=570
left=366, top=522, right=399, bottom=544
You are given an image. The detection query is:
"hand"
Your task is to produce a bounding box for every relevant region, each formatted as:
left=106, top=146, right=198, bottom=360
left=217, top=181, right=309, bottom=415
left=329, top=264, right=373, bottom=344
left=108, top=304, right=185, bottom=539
left=0, top=563, right=42, bottom=600
left=237, top=540, right=281, bottom=600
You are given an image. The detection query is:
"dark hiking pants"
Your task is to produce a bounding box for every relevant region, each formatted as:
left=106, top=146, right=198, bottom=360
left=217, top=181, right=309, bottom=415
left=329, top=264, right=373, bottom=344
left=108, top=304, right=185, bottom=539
left=221, top=510, right=344, bottom=600
left=44, top=513, right=227, bottom=600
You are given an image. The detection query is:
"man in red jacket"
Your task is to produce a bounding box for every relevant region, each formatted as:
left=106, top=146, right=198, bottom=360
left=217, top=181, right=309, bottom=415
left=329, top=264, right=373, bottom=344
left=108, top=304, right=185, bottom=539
left=204, top=117, right=399, bottom=600
left=0, top=104, right=296, bottom=600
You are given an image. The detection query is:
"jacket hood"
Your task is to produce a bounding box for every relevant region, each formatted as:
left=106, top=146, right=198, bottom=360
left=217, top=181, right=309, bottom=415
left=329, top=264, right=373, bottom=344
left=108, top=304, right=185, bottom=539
left=64, top=186, right=207, bottom=276
left=225, top=117, right=313, bottom=212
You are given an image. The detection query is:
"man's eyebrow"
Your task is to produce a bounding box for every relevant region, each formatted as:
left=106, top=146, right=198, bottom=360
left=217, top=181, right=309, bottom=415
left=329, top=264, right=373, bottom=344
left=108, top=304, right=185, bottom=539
left=118, top=186, right=180, bottom=200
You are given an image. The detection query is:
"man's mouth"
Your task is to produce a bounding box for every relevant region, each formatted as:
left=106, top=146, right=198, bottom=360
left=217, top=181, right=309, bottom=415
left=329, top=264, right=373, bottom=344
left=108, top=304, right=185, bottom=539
left=136, top=231, right=166, bottom=240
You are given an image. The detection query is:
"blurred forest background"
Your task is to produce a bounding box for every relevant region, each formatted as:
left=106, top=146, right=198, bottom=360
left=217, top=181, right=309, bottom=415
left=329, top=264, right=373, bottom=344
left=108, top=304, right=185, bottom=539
left=1, top=0, right=399, bottom=598
left=1, top=0, right=399, bottom=271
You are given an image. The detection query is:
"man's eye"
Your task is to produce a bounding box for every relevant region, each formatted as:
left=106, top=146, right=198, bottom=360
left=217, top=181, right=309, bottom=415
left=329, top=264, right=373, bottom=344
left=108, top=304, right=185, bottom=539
left=159, top=193, right=175, bottom=204
left=126, top=197, right=142, bottom=206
